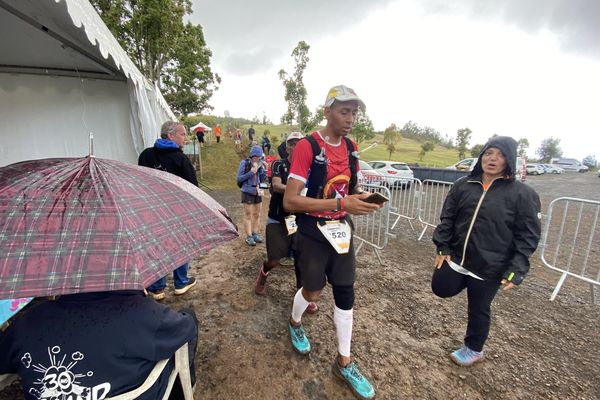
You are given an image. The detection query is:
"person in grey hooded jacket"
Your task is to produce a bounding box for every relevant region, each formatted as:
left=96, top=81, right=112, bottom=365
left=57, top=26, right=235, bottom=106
left=432, top=136, right=541, bottom=366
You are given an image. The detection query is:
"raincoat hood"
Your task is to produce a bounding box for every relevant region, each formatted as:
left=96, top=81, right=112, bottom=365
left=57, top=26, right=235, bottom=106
left=154, top=138, right=180, bottom=149
left=248, top=145, right=264, bottom=158
left=470, top=136, right=518, bottom=179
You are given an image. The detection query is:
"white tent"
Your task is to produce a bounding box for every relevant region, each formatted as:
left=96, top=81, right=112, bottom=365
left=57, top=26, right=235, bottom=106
left=190, top=121, right=212, bottom=132
left=0, top=0, right=175, bottom=166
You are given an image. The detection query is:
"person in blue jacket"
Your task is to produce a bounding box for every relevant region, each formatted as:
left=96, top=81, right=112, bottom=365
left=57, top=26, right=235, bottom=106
left=237, top=145, right=267, bottom=246
left=0, top=290, right=198, bottom=400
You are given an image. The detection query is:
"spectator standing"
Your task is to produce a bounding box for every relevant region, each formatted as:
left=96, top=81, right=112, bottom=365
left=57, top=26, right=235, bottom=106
left=237, top=145, right=267, bottom=246
left=261, top=133, right=271, bottom=155
left=432, top=136, right=541, bottom=366
left=248, top=125, right=255, bottom=143
left=195, top=127, right=205, bottom=147
left=283, top=85, right=380, bottom=399
left=138, top=121, right=198, bottom=300
left=215, top=124, right=221, bottom=143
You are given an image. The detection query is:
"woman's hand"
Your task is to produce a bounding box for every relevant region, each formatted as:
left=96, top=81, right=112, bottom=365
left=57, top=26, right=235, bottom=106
left=434, top=254, right=450, bottom=269
left=500, top=279, right=515, bottom=291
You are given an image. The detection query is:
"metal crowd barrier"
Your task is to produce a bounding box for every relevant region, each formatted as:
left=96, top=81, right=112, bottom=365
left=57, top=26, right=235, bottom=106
left=539, top=197, right=600, bottom=303
left=382, top=177, right=423, bottom=235
left=353, top=184, right=393, bottom=265
left=416, top=180, right=454, bottom=240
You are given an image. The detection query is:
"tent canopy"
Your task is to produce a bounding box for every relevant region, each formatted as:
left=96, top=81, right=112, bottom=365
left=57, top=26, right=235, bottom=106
left=0, top=0, right=175, bottom=166
left=191, top=121, right=212, bottom=133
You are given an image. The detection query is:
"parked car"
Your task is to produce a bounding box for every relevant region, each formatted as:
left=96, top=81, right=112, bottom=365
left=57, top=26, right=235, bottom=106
left=540, top=163, right=563, bottom=174
left=526, top=163, right=545, bottom=175
left=447, top=158, right=478, bottom=171
left=368, top=160, right=414, bottom=188
left=357, top=160, right=384, bottom=186
left=551, top=158, right=589, bottom=173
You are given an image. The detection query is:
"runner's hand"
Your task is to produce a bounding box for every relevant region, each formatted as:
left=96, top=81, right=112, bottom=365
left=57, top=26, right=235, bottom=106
left=343, top=193, right=382, bottom=215
left=435, top=254, right=450, bottom=269
left=500, top=279, right=515, bottom=291
left=250, top=164, right=259, bottom=174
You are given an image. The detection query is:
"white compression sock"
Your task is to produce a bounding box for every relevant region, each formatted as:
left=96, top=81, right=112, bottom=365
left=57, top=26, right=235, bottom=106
left=334, top=306, right=354, bottom=358
left=291, top=288, right=310, bottom=323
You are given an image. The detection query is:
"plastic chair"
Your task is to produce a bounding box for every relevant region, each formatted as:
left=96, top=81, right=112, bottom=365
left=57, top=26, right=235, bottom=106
left=107, top=342, right=194, bottom=400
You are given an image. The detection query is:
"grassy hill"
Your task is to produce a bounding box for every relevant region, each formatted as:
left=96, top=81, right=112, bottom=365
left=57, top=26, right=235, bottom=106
left=194, top=125, right=463, bottom=190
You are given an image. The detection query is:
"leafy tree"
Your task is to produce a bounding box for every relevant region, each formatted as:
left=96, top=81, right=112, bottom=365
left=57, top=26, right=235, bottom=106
left=536, top=137, right=563, bottom=162
left=517, top=138, right=529, bottom=158
left=279, top=41, right=313, bottom=132
left=419, top=141, right=435, bottom=161
left=383, top=124, right=402, bottom=160
left=351, top=110, right=375, bottom=145
left=470, top=144, right=484, bottom=158
left=91, top=0, right=220, bottom=114
left=582, top=154, right=597, bottom=168
left=455, top=128, right=472, bottom=160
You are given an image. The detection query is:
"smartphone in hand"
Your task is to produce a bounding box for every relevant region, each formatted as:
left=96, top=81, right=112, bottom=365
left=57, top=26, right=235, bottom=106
left=362, top=192, right=389, bottom=205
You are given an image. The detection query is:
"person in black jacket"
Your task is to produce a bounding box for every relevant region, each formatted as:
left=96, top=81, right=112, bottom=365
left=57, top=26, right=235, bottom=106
left=0, top=291, right=197, bottom=400
left=138, top=121, right=198, bottom=300
left=432, top=135, right=541, bottom=367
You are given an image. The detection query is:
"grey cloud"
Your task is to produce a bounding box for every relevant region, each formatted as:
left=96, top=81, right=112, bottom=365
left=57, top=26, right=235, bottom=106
left=421, top=0, right=600, bottom=58
left=190, top=0, right=395, bottom=75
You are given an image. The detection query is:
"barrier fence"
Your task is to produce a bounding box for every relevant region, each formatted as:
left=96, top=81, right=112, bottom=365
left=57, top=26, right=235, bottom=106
left=385, top=177, right=422, bottom=234
left=352, top=184, right=393, bottom=265
left=539, top=197, right=600, bottom=303
left=416, top=180, right=454, bottom=240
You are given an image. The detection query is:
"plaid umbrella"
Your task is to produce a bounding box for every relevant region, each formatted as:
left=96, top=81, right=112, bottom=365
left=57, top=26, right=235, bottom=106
left=0, top=156, right=238, bottom=299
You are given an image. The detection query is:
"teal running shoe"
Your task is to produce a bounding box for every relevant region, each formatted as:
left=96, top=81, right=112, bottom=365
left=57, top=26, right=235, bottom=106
left=332, top=359, right=375, bottom=399
left=288, top=321, right=311, bottom=355
left=450, top=346, right=484, bottom=366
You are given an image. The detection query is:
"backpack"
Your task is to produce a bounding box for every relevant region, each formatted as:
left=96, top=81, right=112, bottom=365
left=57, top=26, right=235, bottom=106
left=236, top=159, right=251, bottom=188
left=268, top=159, right=289, bottom=194
left=305, top=135, right=358, bottom=199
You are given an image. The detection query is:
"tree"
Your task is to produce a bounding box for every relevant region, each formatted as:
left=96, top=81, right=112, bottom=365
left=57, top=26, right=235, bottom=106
left=383, top=124, right=402, bottom=160
left=455, top=128, right=472, bottom=160
left=536, top=137, right=563, bottom=162
left=419, top=141, right=435, bottom=161
left=91, top=0, right=220, bottom=114
left=279, top=41, right=312, bottom=132
left=582, top=154, right=597, bottom=168
left=470, top=144, right=484, bottom=158
left=517, top=138, right=529, bottom=158
left=351, top=110, right=375, bottom=145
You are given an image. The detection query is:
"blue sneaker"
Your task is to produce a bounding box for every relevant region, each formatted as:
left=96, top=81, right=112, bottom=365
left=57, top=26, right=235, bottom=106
left=252, top=233, right=263, bottom=243
left=288, top=321, right=311, bottom=355
left=450, top=346, right=484, bottom=366
left=332, top=359, right=375, bottom=399
left=245, top=235, right=256, bottom=246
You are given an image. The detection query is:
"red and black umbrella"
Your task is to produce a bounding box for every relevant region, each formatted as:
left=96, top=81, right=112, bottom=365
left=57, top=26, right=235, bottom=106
left=0, top=156, right=237, bottom=299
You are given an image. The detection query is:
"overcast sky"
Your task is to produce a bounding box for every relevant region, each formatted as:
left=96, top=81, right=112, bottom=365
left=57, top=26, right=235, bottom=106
left=189, top=0, right=600, bottom=161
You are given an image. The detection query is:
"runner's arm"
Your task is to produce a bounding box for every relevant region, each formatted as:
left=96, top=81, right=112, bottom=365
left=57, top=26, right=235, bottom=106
left=283, top=178, right=380, bottom=215
left=272, top=176, right=286, bottom=194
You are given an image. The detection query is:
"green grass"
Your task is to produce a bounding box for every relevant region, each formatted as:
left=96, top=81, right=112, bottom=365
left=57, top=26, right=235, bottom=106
left=358, top=134, right=460, bottom=167
left=194, top=125, right=464, bottom=189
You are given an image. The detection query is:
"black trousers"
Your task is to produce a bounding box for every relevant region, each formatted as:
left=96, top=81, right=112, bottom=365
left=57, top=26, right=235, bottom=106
left=431, top=262, right=500, bottom=352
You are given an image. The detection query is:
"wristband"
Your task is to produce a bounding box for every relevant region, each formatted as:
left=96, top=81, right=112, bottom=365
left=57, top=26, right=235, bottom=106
left=335, top=198, right=341, bottom=212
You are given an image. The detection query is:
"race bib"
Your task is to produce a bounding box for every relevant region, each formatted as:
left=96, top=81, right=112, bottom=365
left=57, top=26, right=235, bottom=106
left=285, top=215, right=297, bottom=235
left=317, top=220, right=351, bottom=254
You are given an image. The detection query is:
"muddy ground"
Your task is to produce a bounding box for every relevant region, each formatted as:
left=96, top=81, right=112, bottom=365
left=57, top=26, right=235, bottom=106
left=2, top=172, right=599, bottom=399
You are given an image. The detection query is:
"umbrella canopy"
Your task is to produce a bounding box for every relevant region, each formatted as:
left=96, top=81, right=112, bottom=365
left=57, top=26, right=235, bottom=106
left=0, top=156, right=238, bottom=299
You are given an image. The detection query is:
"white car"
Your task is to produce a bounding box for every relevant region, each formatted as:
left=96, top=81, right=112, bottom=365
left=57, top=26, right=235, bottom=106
left=540, top=164, right=563, bottom=174
left=447, top=158, right=478, bottom=171
left=357, top=160, right=385, bottom=186
left=368, top=160, right=414, bottom=188
left=526, top=163, right=545, bottom=175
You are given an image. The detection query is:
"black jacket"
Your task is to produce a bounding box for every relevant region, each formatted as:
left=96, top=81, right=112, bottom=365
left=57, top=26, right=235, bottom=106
left=432, top=136, right=541, bottom=283
left=0, top=291, right=197, bottom=400
left=138, top=146, right=198, bottom=187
